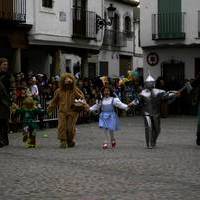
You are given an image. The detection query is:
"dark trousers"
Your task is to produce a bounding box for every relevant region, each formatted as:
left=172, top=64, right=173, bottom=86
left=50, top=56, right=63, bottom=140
left=0, top=119, right=9, bottom=145
left=197, top=103, right=200, bottom=145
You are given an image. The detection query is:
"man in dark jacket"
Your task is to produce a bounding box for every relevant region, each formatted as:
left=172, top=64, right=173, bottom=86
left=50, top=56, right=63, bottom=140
left=191, top=73, right=200, bottom=145
left=0, top=58, right=15, bottom=147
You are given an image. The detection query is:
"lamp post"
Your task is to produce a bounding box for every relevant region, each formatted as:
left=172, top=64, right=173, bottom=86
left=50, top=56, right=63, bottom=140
left=96, top=4, right=116, bottom=32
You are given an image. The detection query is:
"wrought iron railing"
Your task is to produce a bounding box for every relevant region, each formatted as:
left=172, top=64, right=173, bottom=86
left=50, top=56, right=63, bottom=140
left=0, top=0, right=26, bottom=22
left=103, top=30, right=127, bottom=47
left=152, top=12, right=185, bottom=40
left=72, top=8, right=97, bottom=39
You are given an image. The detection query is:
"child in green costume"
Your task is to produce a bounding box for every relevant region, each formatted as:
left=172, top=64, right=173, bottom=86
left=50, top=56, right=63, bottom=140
left=15, top=96, right=43, bottom=148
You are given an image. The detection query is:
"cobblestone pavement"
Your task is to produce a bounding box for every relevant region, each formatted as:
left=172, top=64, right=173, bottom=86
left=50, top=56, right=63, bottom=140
left=0, top=116, right=199, bottom=200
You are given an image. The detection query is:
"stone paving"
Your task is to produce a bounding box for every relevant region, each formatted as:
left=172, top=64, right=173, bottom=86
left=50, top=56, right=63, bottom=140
left=0, top=116, right=199, bottom=200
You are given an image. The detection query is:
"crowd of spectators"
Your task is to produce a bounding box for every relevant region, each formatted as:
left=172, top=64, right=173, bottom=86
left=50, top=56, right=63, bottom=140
left=9, top=71, right=199, bottom=132
left=10, top=71, right=143, bottom=129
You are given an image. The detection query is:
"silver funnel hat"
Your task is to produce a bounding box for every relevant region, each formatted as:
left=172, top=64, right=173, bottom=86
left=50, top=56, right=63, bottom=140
left=144, top=73, right=155, bottom=89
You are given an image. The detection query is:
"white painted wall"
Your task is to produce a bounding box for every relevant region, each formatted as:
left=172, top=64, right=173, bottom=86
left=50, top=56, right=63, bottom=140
left=143, top=48, right=199, bottom=79
left=25, top=0, right=34, bottom=25
left=28, top=0, right=103, bottom=48
left=95, top=0, right=138, bottom=77
left=105, top=0, right=135, bottom=53
left=140, top=0, right=200, bottom=47
left=140, top=0, right=200, bottom=79
left=133, top=19, right=143, bottom=69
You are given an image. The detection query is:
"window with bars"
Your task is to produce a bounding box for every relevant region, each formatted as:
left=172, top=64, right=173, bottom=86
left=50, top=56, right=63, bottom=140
left=42, top=0, right=53, bottom=8
left=124, top=16, right=132, bottom=38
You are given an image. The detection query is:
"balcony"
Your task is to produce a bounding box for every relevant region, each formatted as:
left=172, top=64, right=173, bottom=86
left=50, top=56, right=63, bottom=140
left=0, top=0, right=26, bottom=23
left=103, top=30, right=127, bottom=48
left=152, top=12, right=185, bottom=40
left=72, top=8, right=97, bottom=40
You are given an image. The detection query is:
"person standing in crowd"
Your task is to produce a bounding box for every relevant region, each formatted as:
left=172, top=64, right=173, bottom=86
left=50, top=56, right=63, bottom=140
left=47, top=73, right=88, bottom=148
left=0, top=57, right=15, bottom=148
left=89, top=86, right=132, bottom=149
left=31, top=76, right=39, bottom=101
left=190, top=73, right=200, bottom=145
left=130, top=74, right=180, bottom=149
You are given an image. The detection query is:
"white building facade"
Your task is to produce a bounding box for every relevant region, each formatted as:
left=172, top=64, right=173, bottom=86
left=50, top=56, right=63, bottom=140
left=140, top=0, right=200, bottom=84
left=26, top=0, right=104, bottom=77
left=0, top=0, right=142, bottom=78
left=0, top=0, right=104, bottom=77
left=91, top=0, right=141, bottom=78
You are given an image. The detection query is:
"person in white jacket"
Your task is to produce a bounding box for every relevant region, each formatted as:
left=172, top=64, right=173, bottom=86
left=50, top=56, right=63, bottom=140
left=90, top=86, right=132, bottom=149
left=31, top=76, right=39, bottom=100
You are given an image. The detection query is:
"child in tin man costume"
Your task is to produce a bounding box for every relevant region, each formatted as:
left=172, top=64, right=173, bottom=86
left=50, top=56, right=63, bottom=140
left=130, top=74, right=181, bottom=149
left=15, top=96, right=44, bottom=148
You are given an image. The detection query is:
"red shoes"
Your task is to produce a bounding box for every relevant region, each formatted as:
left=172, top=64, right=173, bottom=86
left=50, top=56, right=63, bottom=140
left=102, top=143, right=108, bottom=149
left=102, top=140, right=116, bottom=149
left=111, top=140, right=116, bottom=148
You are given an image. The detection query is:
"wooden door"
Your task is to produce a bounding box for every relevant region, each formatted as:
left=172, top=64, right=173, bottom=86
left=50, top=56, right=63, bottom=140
left=161, top=61, right=185, bottom=90
left=0, top=0, right=13, bottom=20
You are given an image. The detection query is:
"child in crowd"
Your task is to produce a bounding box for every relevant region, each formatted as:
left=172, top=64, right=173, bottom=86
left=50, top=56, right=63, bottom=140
left=90, top=86, right=132, bottom=149
left=15, top=96, right=43, bottom=148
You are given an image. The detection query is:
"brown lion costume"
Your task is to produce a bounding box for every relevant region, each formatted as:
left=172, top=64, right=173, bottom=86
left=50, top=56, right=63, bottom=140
left=47, top=73, right=86, bottom=148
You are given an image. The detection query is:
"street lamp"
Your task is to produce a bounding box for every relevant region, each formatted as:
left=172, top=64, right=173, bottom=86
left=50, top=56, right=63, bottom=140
left=96, top=4, right=116, bottom=32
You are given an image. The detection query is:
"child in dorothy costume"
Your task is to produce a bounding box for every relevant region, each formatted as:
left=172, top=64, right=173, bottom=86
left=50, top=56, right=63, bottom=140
left=90, top=86, right=132, bottom=149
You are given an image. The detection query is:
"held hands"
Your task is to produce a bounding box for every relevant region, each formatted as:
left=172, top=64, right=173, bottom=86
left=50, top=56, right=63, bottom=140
left=75, top=98, right=90, bottom=112
left=175, top=91, right=181, bottom=97
left=128, top=102, right=134, bottom=108
left=84, top=103, right=90, bottom=112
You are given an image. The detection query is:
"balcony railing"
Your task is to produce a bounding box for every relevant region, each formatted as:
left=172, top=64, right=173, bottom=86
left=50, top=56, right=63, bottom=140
left=152, top=12, right=185, bottom=40
left=103, top=30, right=127, bottom=48
left=0, top=0, right=26, bottom=23
left=72, top=8, right=97, bottom=40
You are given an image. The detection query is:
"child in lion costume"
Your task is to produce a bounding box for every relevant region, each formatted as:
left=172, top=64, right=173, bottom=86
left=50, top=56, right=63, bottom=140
left=48, top=73, right=88, bottom=148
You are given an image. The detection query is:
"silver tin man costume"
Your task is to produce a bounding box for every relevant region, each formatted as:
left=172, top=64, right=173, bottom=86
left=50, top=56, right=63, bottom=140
left=132, top=74, right=178, bottom=149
